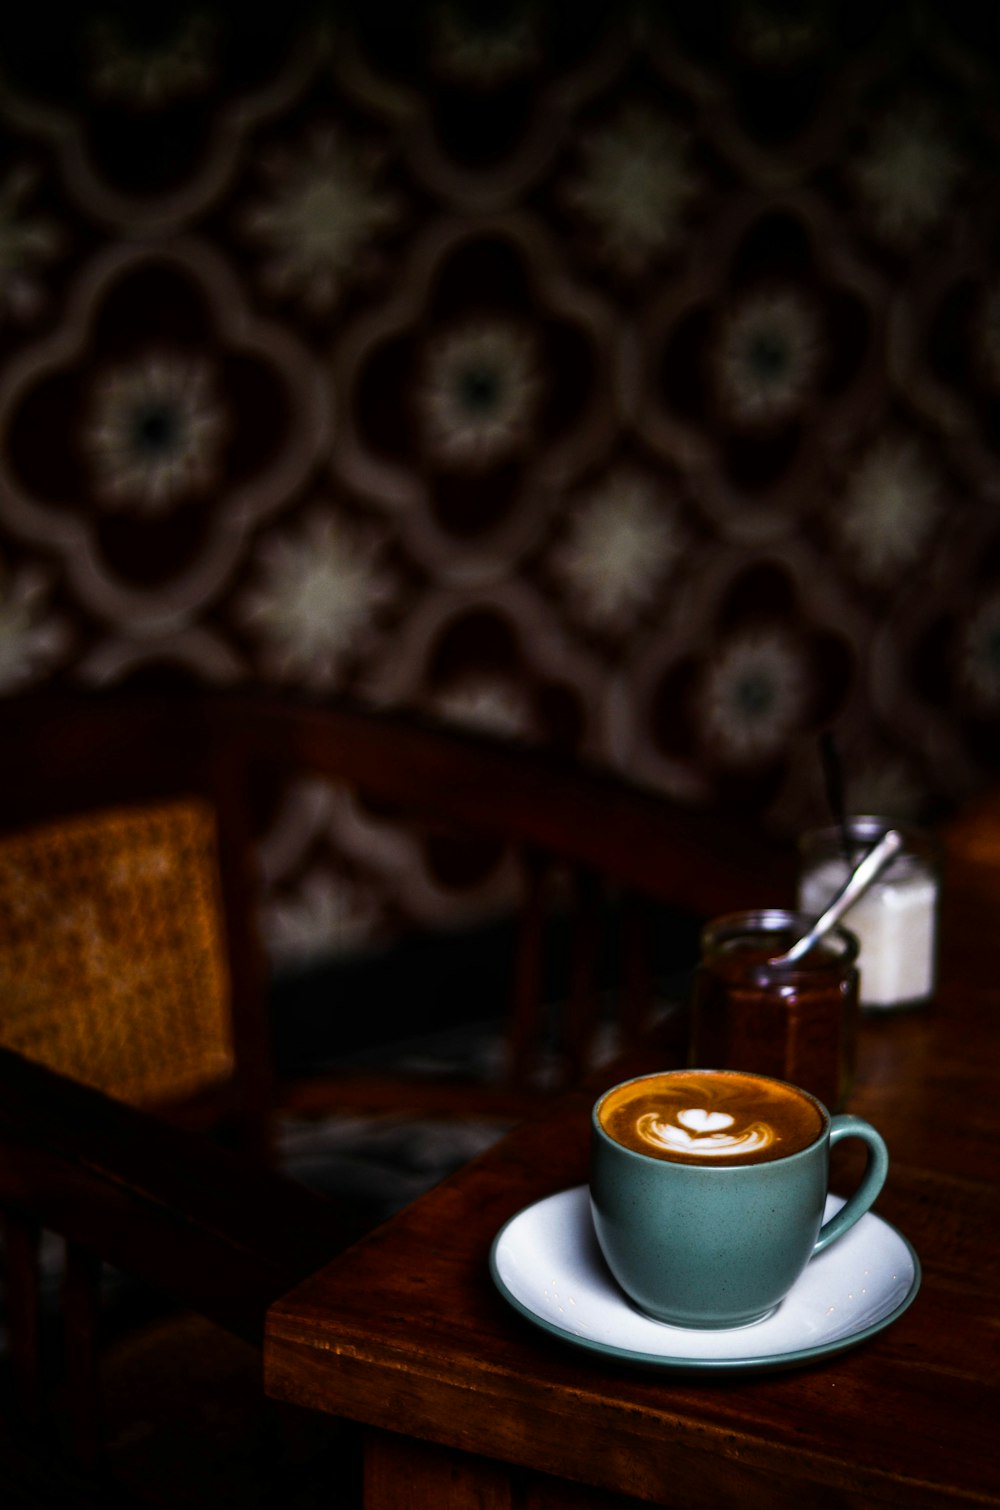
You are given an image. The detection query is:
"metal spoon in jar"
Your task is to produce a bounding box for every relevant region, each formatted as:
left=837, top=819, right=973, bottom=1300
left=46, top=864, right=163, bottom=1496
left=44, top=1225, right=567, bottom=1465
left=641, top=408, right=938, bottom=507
left=769, top=827, right=905, bottom=966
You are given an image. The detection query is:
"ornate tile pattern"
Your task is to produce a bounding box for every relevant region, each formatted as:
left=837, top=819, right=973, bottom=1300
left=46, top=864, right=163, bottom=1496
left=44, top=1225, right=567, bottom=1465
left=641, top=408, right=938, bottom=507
left=2, top=2, right=998, bottom=959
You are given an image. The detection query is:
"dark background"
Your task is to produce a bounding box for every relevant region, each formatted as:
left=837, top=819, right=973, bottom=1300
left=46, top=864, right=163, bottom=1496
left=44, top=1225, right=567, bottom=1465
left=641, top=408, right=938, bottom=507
left=2, top=0, right=999, bottom=964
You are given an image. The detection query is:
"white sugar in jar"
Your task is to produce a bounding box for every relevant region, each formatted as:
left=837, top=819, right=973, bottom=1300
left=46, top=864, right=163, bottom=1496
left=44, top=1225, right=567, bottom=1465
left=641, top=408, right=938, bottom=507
left=797, top=817, right=940, bottom=1011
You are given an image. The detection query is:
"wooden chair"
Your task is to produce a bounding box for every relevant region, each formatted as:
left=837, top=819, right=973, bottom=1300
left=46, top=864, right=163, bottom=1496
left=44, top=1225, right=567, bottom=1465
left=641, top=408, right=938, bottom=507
left=0, top=693, right=281, bottom=1160
left=0, top=1042, right=362, bottom=1508
left=0, top=690, right=794, bottom=1501
left=0, top=689, right=796, bottom=1137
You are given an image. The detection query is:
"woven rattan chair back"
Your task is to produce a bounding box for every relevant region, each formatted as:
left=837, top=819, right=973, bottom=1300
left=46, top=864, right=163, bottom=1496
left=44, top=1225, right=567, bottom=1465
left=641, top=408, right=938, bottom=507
left=0, top=695, right=271, bottom=1157
left=0, top=799, right=234, bottom=1108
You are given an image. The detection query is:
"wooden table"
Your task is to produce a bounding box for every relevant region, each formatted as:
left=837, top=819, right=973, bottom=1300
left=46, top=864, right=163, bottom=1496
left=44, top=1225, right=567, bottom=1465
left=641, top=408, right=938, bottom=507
left=265, top=842, right=1000, bottom=1509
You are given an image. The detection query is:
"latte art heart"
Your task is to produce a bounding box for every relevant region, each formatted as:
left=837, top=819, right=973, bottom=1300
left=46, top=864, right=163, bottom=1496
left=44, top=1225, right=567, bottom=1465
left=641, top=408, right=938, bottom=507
left=677, top=1109, right=734, bottom=1133
left=636, top=1111, right=775, bottom=1159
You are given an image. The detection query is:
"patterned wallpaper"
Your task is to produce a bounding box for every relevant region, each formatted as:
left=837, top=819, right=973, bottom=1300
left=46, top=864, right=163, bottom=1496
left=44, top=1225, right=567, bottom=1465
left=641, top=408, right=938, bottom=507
left=2, top=2, right=1000, bottom=961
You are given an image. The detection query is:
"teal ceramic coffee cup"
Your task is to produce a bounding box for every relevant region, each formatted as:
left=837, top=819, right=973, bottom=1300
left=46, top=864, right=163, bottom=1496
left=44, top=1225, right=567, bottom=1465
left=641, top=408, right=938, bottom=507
left=591, top=1068, right=889, bottom=1329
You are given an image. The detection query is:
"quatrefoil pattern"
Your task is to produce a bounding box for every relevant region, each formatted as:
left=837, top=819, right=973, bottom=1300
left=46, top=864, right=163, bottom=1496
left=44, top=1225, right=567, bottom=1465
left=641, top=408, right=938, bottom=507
left=2, top=3, right=998, bottom=955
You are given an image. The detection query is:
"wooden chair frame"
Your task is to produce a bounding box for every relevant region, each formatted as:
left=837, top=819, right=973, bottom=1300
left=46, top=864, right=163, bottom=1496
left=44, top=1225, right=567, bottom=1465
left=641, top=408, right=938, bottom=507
left=0, top=690, right=796, bottom=1145
left=0, top=1043, right=357, bottom=1496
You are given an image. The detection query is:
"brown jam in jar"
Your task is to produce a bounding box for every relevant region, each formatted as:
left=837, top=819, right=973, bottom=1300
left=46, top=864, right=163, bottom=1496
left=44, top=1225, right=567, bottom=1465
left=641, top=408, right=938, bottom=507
left=689, top=910, right=859, bottom=1112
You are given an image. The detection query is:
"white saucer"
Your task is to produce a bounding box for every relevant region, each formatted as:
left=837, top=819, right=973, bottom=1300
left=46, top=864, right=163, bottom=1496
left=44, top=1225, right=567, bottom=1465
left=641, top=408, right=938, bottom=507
left=490, top=1186, right=920, bottom=1374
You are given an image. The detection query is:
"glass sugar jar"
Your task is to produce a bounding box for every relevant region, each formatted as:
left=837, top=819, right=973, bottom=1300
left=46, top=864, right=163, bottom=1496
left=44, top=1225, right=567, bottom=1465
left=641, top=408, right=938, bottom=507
left=689, top=908, right=860, bottom=1113
left=797, top=816, right=940, bottom=1013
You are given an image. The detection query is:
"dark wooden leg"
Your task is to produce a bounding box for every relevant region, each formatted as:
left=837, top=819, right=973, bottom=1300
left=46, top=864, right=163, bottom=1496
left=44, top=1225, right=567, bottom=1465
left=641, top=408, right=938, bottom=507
left=364, top=1429, right=514, bottom=1510
left=564, top=867, right=603, bottom=1082
left=508, top=851, right=549, bottom=1087
left=3, top=1213, right=43, bottom=1427
left=620, top=892, right=655, bottom=1050
left=61, top=1241, right=103, bottom=1471
left=363, top=1430, right=658, bottom=1510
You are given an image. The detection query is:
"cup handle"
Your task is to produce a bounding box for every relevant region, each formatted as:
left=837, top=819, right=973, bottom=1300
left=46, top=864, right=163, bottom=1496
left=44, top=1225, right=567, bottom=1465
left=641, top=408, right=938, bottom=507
left=812, top=1115, right=889, bottom=1257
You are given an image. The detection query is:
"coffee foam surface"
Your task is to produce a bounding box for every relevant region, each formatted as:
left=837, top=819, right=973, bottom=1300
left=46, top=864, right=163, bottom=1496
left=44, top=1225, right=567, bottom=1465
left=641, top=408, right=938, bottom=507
left=598, top=1071, right=823, bottom=1166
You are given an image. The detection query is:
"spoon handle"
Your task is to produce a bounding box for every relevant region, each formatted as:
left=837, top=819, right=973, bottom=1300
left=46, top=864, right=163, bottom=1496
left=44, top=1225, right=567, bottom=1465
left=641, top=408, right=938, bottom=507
left=772, top=828, right=905, bottom=966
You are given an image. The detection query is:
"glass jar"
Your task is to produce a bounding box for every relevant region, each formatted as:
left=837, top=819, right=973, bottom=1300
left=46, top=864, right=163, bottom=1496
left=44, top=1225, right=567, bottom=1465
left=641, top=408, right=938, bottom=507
left=689, top=909, right=859, bottom=1112
left=797, top=816, right=940, bottom=1012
